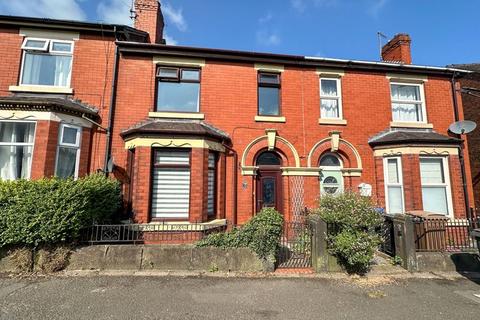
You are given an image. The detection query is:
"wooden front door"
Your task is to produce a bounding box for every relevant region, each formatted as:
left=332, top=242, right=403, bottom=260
left=256, top=168, right=282, bottom=213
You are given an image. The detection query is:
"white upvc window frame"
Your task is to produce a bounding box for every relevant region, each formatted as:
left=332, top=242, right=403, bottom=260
left=419, top=156, right=454, bottom=218
left=0, top=120, right=37, bottom=180
left=320, top=77, right=343, bottom=120
left=383, top=156, right=405, bottom=214
left=389, top=81, right=427, bottom=124
left=19, top=37, right=74, bottom=88
left=55, top=123, right=82, bottom=179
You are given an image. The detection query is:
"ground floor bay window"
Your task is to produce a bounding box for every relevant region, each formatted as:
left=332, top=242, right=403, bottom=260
left=383, top=157, right=404, bottom=214
left=151, top=149, right=191, bottom=219
left=55, top=123, right=81, bottom=179
left=420, top=157, right=452, bottom=216
left=0, top=121, right=35, bottom=180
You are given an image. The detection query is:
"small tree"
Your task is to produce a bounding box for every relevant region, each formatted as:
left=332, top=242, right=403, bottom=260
left=314, top=191, right=383, bottom=273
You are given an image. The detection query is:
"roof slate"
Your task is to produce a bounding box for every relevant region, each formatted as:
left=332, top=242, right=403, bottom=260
left=368, top=129, right=461, bottom=147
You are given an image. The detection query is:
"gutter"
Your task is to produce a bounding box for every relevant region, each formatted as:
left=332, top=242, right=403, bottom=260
left=451, top=72, right=472, bottom=220
left=103, top=29, right=121, bottom=175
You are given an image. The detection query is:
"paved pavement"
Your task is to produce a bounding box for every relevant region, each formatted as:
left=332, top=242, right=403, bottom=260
left=0, top=274, right=479, bottom=320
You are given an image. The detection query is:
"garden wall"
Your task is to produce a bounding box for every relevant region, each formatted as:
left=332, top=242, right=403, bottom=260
left=0, top=245, right=273, bottom=273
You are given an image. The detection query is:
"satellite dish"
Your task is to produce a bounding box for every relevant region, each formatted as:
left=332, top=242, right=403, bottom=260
left=449, top=120, right=477, bottom=135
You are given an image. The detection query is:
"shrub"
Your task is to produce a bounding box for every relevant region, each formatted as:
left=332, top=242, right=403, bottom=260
left=0, top=174, right=120, bottom=247
left=314, top=191, right=383, bottom=273
left=197, top=208, right=283, bottom=259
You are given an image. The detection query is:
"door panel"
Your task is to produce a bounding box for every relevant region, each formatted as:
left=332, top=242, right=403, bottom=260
left=256, top=169, right=282, bottom=213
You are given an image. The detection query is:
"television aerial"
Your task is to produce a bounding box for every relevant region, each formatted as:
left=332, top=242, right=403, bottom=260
left=448, top=120, right=477, bottom=135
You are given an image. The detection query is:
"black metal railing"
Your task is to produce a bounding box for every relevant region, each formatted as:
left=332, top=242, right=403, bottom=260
left=80, top=222, right=232, bottom=245
left=277, top=221, right=313, bottom=268
left=414, top=216, right=480, bottom=252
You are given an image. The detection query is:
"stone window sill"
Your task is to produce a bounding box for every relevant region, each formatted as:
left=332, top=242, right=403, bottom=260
left=254, top=116, right=286, bottom=123
left=9, top=85, right=73, bottom=94
left=318, top=118, right=347, bottom=125
left=149, top=112, right=205, bottom=120
left=390, top=121, right=433, bottom=129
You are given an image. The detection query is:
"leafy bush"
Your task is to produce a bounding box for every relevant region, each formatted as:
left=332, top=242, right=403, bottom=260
left=0, top=174, right=120, bottom=247
left=197, top=208, right=283, bottom=259
left=314, top=191, right=383, bottom=273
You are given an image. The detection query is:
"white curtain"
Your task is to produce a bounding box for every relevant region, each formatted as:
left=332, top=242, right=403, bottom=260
left=0, top=122, right=35, bottom=180
left=420, top=158, right=448, bottom=214
left=387, top=186, right=403, bottom=213
left=55, top=147, right=77, bottom=178
left=321, top=99, right=339, bottom=118
left=391, top=84, right=422, bottom=122
left=22, top=53, right=71, bottom=86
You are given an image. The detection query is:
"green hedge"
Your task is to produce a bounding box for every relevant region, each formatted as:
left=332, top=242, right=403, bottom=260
left=314, top=191, right=383, bottom=273
left=197, top=208, right=283, bottom=259
left=0, top=174, right=121, bottom=247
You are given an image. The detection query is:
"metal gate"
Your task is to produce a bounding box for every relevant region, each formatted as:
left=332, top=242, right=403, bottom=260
left=277, top=221, right=312, bottom=268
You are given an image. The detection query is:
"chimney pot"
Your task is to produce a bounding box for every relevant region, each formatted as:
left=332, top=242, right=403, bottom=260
left=381, top=33, right=412, bottom=64
left=134, top=0, right=165, bottom=44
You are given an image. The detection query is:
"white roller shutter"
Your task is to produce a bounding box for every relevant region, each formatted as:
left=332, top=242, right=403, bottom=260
left=151, top=151, right=190, bottom=219
left=207, top=153, right=216, bottom=216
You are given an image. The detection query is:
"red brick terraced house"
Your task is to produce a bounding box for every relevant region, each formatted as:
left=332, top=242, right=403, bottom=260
left=0, top=0, right=475, bottom=229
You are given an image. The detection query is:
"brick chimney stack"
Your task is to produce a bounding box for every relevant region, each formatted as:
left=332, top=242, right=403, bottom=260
left=134, top=0, right=165, bottom=44
left=381, top=33, right=412, bottom=64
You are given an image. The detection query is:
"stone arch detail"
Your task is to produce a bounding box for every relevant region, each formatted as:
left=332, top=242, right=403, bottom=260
left=308, top=137, right=362, bottom=170
left=241, top=135, right=300, bottom=169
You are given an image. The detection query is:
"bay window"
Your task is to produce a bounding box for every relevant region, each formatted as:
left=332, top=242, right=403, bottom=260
left=383, top=157, right=404, bottom=214
left=20, top=38, right=73, bottom=87
left=55, top=124, right=81, bottom=179
left=0, top=121, right=35, bottom=180
left=320, top=78, right=342, bottom=119
left=151, top=150, right=191, bottom=219
left=390, top=82, right=426, bottom=122
left=258, top=72, right=281, bottom=116
left=420, top=157, right=452, bottom=216
left=156, top=67, right=200, bottom=112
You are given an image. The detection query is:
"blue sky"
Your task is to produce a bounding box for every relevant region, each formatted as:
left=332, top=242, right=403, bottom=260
left=0, top=0, right=478, bottom=66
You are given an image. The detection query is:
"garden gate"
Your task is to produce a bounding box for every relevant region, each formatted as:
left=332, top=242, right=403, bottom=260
left=277, top=221, right=312, bottom=268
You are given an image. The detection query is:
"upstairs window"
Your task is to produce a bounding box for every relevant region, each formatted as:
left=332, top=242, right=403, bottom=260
left=55, top=124, right=81, bottom=179
left=320, top=78, right=342, bottom=119
left=258, top=72, right=280, bottom=116
left=20, top=38, right=73, bottom=87
left=156, top=67, right=200, bottom=112
left=390, top=83, right=426, bottom=122
left=0, top=121, right=36, bottom=180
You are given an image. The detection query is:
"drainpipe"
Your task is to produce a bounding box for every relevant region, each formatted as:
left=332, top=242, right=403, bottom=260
left=222, top=142, right=238, bottom=225
left=104, top=31, right=120, bottom=175
left=451, top=72, right=471, bottom=220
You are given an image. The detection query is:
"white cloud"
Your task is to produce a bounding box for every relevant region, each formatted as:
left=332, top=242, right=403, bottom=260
left=259, top=12, right=273, bottom=24
left=162, top=2, right=187, bottom=32
left=291, top=0, right=307, bottom=12
left=0, top=0, right=87, bottom=21
left=368, top=0, right=389, bottom=17
left=256, top=30, right=281, bottom=46
left=163, top=32, right=178, bottom=45
left=291, top=0, right=338, bottom=12
left=97, top=0, right=132, bottom=26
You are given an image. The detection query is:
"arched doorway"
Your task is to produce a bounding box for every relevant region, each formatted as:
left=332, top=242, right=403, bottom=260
left=319, top=153, right=343, bottom=196
left=255, top=150, right=283, bottom=213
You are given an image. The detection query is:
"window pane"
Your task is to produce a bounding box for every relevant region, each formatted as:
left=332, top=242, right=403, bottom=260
left=321, top=79, right=338, bottom=96
left=323, top=176, right=339, bottom=194
left=22, top=53, right=72, bottom=86
left=422, top=186, right=448, bottom=214
left=258, top=87, right=279, bottom=115
left=256, top=151, right=281, bottom=166
left=158, top=68, right=178, bottom=78
left=151, top=167, right=190, bottom=218
left=387, top=186, right=403, bottom=213
left=24, top=39, right=48, bottom=49
left=181, top=70, right=200, bottom=81
left=0, top=145, right=33, bottom=180
left=62, top=127, right=78, bottom=145
left=155, top=150, right=190, bottom=165
left=387, top=159, right=399, bottom=184
left=391, top=84, right=420, bottom=101
left=392, top=103, right=422, bottom=122
left=262, top=178, right=276, bottom=206
left=420, top=158, right=444, bottom=184
left=320, top=98, right=339, bottom=118
left=55, top=147, right=77, bottom=178
left=51, top=41, right=72, bottom=52
left=259, top=73, right=279, bottom=84
left=156, top=81, right=199, bottom=112
left=320, top=154, right=340, bottom=167
left=0, top=122, right=35, bottom=143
